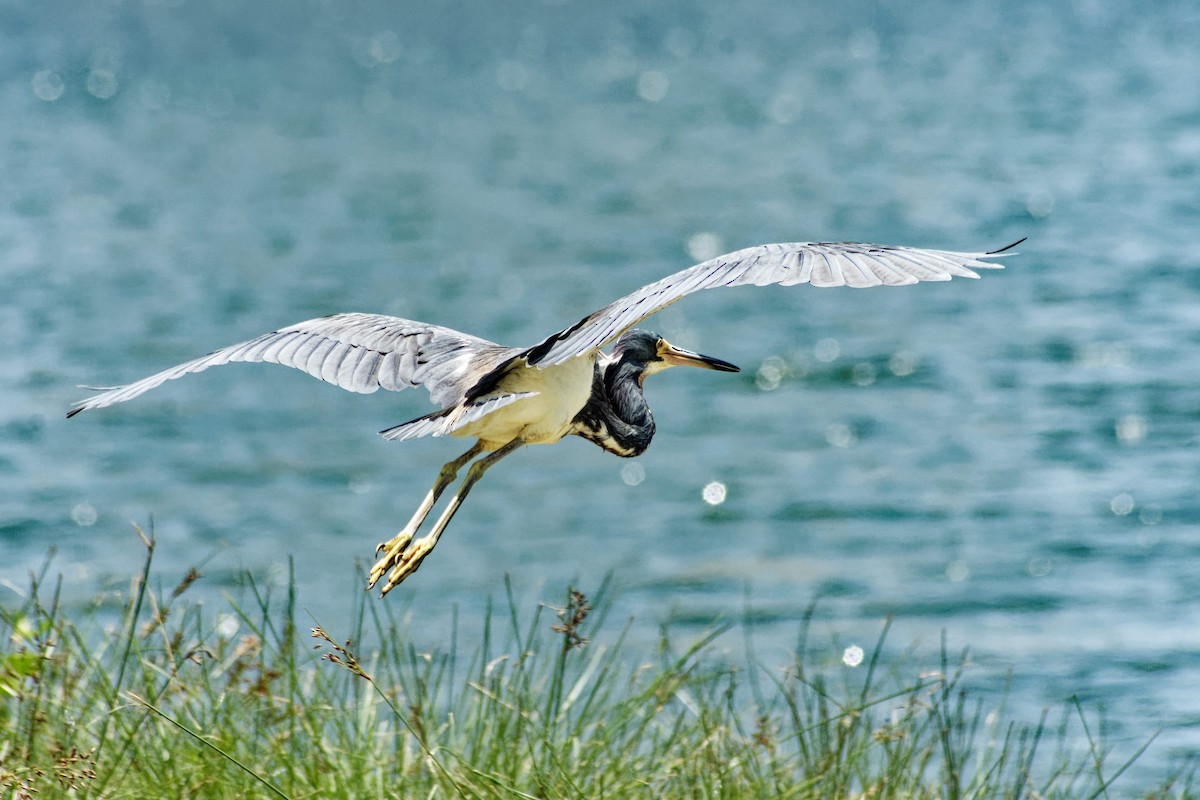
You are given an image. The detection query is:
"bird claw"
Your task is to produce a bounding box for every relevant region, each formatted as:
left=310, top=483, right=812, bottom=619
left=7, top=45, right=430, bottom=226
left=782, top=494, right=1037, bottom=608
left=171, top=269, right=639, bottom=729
left=367, top=529, right=432, bottom=596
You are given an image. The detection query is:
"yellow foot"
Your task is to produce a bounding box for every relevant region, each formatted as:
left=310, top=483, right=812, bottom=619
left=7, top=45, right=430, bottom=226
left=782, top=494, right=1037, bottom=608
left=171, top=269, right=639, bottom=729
left=368, top=530, right=412, bottom=588
left=367, top=531, right=436, bottom=596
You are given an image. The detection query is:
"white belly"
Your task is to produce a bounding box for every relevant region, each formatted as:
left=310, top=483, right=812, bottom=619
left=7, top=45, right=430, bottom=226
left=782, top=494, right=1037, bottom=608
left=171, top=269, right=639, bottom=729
left=453, top=356, right=595, bottom=449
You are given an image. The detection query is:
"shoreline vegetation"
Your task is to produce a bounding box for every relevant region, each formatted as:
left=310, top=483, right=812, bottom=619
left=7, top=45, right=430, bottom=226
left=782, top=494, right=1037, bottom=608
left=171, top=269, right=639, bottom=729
left=1, top=528, right=1193, bottom=798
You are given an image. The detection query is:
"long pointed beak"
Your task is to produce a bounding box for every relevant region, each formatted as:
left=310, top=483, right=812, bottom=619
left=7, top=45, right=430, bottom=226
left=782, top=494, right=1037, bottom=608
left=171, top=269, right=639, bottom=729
left=659, top=340, right=740, bottom=373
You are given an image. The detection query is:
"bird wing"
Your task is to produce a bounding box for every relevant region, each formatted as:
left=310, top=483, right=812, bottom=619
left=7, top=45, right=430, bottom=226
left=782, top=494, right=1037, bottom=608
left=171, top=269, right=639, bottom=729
left=378, top=391, right=538, bottom=442
left=67, top=312, right=517, bottom=417
left=520, top=241, right=1016, bottom=368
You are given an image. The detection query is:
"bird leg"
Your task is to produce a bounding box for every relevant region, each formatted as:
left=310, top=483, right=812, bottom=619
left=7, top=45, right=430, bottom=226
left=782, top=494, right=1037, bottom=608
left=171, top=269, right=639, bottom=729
left=369, top=441, right=485, bottom=586
left=374, top=441, right=485, bottom=557
left=369, top=439, right=523, bottom=596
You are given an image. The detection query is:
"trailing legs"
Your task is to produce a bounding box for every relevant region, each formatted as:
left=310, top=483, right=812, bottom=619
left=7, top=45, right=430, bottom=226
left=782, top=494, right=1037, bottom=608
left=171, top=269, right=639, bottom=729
left=372, top=441, right=484, bottom=560
left=368, top=439, right=522, bottom=595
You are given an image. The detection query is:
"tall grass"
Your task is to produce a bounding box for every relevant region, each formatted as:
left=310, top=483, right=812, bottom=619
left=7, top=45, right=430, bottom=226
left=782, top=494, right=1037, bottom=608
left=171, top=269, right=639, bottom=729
left=1, top=527, right=1193, bottom=799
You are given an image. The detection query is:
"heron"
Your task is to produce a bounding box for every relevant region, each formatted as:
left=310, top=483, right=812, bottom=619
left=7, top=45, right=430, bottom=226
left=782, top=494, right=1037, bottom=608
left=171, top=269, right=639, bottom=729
left=69, top=239, right=1018, bottom=595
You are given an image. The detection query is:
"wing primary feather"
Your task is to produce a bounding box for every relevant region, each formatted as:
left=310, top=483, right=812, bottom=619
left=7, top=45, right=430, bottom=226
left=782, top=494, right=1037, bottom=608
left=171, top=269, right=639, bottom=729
left=350, top=348, right=383, bottom=392
left=840, top=251, right=885, bottom=287
left=813, top=251, right=844, bottom=287
left=987, top=237, right=1026, bottom=255
left=884, top=249, right=955, bottom=281
left=306, top=338, right=341, bottom=382
left=334, top=345, right=370, bottom=393
left=856, top=250, right=916, bottom=286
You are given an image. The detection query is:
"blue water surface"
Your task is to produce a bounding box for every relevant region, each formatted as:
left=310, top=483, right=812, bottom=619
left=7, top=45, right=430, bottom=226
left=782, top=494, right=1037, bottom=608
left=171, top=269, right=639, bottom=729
left=4, top=0, right=1200, bottom=784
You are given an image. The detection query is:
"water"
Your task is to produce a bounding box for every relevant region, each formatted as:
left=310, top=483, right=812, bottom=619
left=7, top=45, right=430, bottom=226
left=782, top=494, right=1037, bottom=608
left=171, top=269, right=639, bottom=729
left=5, top=0, right=1200, bottom=783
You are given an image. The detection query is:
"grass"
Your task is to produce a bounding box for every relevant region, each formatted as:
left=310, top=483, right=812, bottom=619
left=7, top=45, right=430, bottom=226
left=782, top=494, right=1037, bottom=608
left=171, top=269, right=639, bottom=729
left=1, top=526, right=1194, bottom=799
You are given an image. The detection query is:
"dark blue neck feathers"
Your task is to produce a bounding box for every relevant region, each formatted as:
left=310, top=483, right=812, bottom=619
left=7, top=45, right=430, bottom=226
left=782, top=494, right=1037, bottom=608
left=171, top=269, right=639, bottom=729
left=570, top=358, right=656, bottom=457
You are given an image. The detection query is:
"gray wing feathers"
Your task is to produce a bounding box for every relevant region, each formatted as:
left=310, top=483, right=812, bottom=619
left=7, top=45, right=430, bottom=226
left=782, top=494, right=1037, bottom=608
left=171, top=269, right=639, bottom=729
left=526, top=242, right=1009, bottom=367
left=379, top=391, right=536, bottom=442
left=68, top=312, right=512, bottom=417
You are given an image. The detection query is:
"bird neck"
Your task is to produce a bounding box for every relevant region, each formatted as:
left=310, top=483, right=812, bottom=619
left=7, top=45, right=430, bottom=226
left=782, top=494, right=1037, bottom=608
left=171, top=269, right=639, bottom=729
left=570, top=359, right=656, bottom=457
left=604, top=360, right=655, bottom=431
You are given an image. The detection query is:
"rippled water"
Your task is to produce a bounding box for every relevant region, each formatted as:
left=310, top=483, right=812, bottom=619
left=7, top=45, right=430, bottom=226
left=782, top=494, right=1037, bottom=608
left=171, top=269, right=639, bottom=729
left=5, top=0, right=1200, bottom=783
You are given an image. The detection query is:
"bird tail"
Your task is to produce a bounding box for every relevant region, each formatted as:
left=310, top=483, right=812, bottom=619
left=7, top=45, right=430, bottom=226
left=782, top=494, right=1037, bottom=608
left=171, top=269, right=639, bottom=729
left=379, top=392, right=537, bottom=442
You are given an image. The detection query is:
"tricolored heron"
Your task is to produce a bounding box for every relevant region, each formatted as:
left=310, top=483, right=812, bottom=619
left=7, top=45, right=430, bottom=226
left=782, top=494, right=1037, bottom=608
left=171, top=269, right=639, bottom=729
left=69, top=239, right=1017, bottom=595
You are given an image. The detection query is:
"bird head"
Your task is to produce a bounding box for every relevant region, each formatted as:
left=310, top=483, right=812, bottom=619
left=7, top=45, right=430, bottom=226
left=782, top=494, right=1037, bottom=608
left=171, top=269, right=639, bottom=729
left=611, top=329, right=740, bottom=385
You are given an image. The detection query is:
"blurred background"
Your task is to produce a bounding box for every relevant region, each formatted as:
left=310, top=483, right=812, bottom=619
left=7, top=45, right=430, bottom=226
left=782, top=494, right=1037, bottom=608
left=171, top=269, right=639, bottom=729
left=4, top=0, right=1200, bottom=780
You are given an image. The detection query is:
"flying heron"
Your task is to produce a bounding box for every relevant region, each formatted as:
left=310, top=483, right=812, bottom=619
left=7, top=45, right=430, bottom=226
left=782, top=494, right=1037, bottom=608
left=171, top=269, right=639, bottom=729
left=69, top=239, right=1017, bottom=595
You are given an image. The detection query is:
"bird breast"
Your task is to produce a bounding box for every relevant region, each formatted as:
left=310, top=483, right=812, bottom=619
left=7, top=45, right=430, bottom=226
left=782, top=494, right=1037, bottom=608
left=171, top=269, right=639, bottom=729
left=453, top=355, right=596, bottom=449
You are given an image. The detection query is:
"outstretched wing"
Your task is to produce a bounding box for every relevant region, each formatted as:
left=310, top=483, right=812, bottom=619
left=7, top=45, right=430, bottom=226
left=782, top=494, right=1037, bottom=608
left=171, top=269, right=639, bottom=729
left=520, top=241, right=1016, bottom=368
left=67, top=312, right=517, bottom=417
